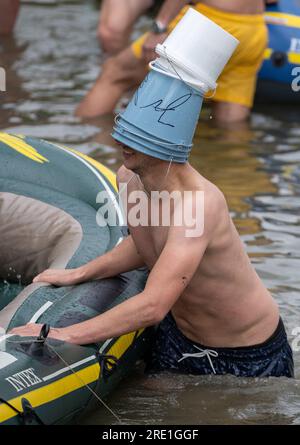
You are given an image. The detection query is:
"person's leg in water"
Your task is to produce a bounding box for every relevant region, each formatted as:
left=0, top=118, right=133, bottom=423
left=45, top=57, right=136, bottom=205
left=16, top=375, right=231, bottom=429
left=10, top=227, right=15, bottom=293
left=76, top=3, right=267, bottom=121
left=76, top=0, right=179, bottom=118
left=195, top=4, right=268, bottom=124
left=0, top=0, right=20, bottom=35
left=211, top=102, right=250, bottom=124
left=75, top=46, right=148, bottom=117
left=97, top=0, right=154, bottom=55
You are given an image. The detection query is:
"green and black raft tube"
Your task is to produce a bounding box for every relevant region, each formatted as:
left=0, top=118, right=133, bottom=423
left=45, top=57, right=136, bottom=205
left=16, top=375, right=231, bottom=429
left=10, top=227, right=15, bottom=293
left=0, top=133, right=152, bottom=425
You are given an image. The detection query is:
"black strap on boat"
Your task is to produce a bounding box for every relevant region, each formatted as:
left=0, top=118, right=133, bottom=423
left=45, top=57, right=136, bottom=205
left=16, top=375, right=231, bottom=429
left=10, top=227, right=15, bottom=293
left=96, top=352, right=119, bottom=380
left=26, top=323, right=56, bottom=363
left=20, top=398, right=45, bottom=425
left=36, top=323, right=50, bottom=344
left=0, top=397, right=45, bottom=425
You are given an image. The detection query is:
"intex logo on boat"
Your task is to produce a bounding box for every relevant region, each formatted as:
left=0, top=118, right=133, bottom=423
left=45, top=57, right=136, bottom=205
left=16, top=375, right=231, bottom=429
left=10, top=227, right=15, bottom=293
left=0, top=67, right=6, bottom=92
left=96, top=185, right=205, bottom=238
left=6, top=368, right=42, bottom=392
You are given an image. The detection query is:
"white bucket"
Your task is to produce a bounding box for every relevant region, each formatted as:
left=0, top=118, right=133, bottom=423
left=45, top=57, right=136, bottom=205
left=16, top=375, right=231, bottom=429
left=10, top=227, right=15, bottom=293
left=149, top=60, right=209, bottom=93
left=152, top=56, right=214, bottom=94
left=155, top=7, right=239, bottom=91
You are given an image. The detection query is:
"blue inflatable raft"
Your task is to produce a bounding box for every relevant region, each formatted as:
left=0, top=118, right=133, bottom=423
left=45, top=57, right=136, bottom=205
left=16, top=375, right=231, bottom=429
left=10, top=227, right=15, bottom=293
left=257, top=0, right=300, bottom=103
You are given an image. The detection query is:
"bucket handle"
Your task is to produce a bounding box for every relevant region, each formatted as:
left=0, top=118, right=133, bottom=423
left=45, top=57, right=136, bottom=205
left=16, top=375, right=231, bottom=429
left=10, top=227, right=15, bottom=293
left=156, top=44, right=217, bottom=91
left=153, top=46, right=217, bottom=99
left=114, top=115, right=192, bottom=149
left=149, top=61, right=216, bottom=99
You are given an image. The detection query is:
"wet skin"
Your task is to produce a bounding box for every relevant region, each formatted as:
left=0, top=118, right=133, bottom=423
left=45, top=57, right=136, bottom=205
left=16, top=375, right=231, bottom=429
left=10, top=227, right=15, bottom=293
left=10, top=145, right=279, bottom=348
left=116, top=146, right=280, bottom=347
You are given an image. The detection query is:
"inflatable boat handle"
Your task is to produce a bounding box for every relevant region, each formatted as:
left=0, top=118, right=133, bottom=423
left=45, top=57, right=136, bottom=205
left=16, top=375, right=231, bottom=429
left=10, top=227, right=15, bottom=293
left=37, top=323, right=50, bottom=344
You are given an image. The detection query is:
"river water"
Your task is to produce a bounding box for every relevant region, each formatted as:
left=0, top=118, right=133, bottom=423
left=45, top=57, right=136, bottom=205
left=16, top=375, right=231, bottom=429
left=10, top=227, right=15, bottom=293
left=0, top=0, right=299, bottom=425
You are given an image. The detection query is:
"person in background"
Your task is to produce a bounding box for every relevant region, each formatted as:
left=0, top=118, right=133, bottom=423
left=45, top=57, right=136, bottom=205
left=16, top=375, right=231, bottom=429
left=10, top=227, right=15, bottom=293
left=97, top=0, right=156, bottom=55
left=0, top=0, right=20, bottom=35
left=76, top=0, right=270, bottom=123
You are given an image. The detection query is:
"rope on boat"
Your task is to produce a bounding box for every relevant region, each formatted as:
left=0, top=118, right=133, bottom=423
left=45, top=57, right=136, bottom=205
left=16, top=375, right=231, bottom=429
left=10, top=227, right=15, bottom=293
left=4, top=324, right=123, bottom=425
left=46, top=343, right=122, bottom=424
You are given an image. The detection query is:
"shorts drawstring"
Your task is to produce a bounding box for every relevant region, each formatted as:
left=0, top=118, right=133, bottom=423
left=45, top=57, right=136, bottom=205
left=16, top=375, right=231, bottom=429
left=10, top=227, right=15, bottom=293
left=178, top=345, right=219, bottom=374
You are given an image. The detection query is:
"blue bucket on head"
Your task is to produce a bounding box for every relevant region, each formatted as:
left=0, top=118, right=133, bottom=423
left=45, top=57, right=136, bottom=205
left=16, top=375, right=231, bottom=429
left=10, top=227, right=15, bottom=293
left=112, top=124, right=191, bottom=163
left=116, top=114, right=181, bottom=145
left=115, top=115, right=193, bottom=151
left=111, top=66, right=203, bottom=161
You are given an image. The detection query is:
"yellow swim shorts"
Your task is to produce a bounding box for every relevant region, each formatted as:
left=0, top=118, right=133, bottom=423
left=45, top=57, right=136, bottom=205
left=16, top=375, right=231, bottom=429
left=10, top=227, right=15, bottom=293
left=131, top=3, right=268, bottom=108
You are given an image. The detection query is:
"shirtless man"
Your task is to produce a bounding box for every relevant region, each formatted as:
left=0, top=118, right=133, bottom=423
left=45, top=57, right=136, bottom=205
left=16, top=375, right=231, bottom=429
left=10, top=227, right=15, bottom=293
left=10, top=144, right=294, bottom=377
left=76, top=0, right=268, bottom=123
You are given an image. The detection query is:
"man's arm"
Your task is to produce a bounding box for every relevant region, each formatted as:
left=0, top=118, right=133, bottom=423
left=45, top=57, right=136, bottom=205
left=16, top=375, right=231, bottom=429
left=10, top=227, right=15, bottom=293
left=56, top=223, right=208, bottom=344
left=33, top=166, right=144, bottom=286
left=77, top=235, right=145, bottom=281
left=153, top=0, right=190, bottom=30
left=11, top=224, right=208, bottom=342
left=33, top=234, right=145, bottom=286
left=142, top=0, right=191, bottom=62
left=10, top=190, right=222, bottom=343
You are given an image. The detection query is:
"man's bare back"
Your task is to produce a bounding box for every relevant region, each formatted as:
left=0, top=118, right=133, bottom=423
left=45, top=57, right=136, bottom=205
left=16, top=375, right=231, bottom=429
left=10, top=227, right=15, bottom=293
left=121, top=162, right=279, bottom=349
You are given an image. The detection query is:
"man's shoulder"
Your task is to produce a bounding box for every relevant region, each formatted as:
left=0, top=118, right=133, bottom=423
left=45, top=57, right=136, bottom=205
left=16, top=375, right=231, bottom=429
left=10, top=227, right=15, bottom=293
left=205, top=181, right=227, bottom=209
left=189, top=177, right=229, bottom=240
left=190, top=172, right=228, bottom=215
left=202, top=183, right=228, bottom=233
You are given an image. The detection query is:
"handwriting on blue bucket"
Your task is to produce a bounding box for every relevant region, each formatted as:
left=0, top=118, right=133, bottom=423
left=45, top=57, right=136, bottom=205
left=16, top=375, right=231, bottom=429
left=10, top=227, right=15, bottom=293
left=133, top=73, right=192, bottom=128
left=140, top=94, right=192, bottom=128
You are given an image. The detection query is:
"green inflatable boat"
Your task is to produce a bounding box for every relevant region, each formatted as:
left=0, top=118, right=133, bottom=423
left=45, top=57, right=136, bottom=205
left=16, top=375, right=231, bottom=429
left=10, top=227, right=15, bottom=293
left=0, top=133, right=151, bottom=425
